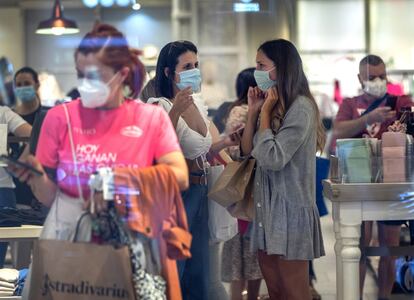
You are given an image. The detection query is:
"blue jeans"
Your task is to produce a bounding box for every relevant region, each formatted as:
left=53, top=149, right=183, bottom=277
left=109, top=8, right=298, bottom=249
left=178, top=184, right=209, bottom=300
left=0, top=188, right=16, bottom=267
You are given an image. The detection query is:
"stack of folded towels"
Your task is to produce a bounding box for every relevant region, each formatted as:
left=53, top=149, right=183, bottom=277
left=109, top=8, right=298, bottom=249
left=0, top=268, right=19, bottom=296
left=0, top=268, right=28, bottom=296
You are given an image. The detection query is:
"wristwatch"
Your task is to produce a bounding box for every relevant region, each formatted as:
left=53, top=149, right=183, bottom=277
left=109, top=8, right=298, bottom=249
left=88, top=167, right=114, bottom=201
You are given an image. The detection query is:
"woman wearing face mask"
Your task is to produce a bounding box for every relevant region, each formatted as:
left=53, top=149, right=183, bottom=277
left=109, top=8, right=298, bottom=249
left=11, top=25, right=189, bottom=295
left=148, top=41, right=239, bottom=300
left=240, top=39, right=326, bottom=300
left=11, top=68, right=44, bottom=205
left=13, top=67, right=42, bottom=125
left=10, top=67, right=46, bottom=268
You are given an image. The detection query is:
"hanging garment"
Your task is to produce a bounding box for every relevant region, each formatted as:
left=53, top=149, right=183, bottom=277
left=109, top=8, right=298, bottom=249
left=114, top=165, right=192, bottom=300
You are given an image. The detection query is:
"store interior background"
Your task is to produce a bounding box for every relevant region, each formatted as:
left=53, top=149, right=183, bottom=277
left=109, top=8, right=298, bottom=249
left=1, top=0, right=414, bottom=299
left=2, top=0, right=414, bottom=106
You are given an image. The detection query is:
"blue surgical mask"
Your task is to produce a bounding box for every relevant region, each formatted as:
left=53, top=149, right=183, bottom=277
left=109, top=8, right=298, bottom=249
left=14, top=86, right=36, bottom=103
left=254, top=67, right=276, bottom=91
left=176, top=68, right=202, bottom=93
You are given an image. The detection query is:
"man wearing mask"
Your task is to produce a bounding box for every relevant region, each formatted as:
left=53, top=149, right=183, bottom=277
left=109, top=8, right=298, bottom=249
left=334, top=54, right=413, bottom=300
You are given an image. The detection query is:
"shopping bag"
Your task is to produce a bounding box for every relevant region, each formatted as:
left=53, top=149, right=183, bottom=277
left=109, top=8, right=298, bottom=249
left=227, top=196, right=254, bottom=221
left=28, top=239, right=135, bottom=300
left=208, top=158, right=256, bottom=208
left=207, top=165, right=238, bottom=243
left=226, top=180, right=255, bottom=222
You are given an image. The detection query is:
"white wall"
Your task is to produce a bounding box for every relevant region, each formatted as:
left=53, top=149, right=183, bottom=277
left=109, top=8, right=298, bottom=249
left=371, top=0, right=414, bottom=70
left=297, top=0, right=366, bottom=98
left=298, top=0, right=365, bottom=51
left=0, top=8, right=24, bottom=70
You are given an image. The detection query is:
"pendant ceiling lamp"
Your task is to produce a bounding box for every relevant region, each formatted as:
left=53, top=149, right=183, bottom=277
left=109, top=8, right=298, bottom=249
left=36, top=0, right=80, bottom=36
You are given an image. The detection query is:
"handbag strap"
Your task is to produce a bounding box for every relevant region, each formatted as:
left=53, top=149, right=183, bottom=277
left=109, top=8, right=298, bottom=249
left=361, top=94, right=388, bottom=117
left=62, top=104, right=84, bottom=202
left=72, top=211, right=90, bottom=242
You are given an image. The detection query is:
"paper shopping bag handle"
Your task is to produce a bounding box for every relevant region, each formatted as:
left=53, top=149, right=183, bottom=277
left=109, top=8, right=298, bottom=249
left=73, top=211, right=91, bottom=243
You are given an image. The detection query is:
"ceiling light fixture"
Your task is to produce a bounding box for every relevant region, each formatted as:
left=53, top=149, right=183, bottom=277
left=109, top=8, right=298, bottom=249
left=36, top=0, right=79, bottom=35
left=100, top=0, right=115, bottom=7
left=83, top=0, right=99, bottom=8
left=116, top=0, right=131, bottom=7
left=132, top=0, right=141, bottom=10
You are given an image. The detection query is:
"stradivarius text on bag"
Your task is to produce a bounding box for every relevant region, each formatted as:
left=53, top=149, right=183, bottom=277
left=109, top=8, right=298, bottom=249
left=41, top=274, right=129, bottom=298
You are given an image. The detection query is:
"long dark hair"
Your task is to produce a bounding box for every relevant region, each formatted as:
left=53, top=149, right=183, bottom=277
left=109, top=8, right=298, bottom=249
left=258, top=39, right=325, bottom=152
left=154, top=41, right=198, bottom=99
left=228, top=67, right=256, bottom=112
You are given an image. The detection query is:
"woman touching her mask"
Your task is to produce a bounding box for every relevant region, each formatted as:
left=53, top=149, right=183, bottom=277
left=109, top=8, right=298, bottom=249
left=240, top=39, right=326, bottom=300
left=148, top=41, right=239, bottom=300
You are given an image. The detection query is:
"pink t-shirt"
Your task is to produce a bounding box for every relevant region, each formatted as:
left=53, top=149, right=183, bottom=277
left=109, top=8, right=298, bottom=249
left=36, top=99, right=181, bottom=198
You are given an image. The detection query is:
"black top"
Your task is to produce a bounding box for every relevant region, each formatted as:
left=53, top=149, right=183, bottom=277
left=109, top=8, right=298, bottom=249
left=29, top=107, right=50, bottom=155
left=10, top=105, right=50, bottom=208
left=20, top=105, right=42, bottom=126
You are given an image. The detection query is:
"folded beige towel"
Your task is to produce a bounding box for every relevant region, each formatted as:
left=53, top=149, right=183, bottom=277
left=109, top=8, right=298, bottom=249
left=0, top=269, right=18, bottom=283
left=0, top=281, right=15, bottom=289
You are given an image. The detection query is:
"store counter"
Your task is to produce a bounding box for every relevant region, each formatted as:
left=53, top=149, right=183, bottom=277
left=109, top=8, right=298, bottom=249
left=0, top=225, right=42, bottom=242
left=0, top=225, right=42, bottom=278
left=323, top=180, right=414, bottom=300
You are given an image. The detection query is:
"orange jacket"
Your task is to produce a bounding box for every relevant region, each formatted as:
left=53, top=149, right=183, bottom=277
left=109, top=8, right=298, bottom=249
left=113, top=164, right=192, bottom=300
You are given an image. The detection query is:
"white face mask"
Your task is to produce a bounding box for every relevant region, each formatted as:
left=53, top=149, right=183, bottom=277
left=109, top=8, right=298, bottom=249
left=78, top=72, right=119, bottom=109
left=363, top=78, right=387, bottom=98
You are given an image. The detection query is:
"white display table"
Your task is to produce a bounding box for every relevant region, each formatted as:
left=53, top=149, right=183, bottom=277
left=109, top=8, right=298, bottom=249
left=0, top=226, right=42, bottom=300
left=0, top=225, right=42, bottom=242
left=323, top=180, right=414, bottom=300
left=0, top=225, right=42, bottom=269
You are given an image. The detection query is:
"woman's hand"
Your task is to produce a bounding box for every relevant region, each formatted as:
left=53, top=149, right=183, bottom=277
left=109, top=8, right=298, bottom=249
left=7, top=155, right=56, bottom=207
left=247, top=87, right=265, bottom=115
left=261, top=87, right=279, bottom=114
left=8, top=155, right=46, bottom=187
left=171, top=87, right=193, bottom=116
left=223, top=125, right=243, bottom=147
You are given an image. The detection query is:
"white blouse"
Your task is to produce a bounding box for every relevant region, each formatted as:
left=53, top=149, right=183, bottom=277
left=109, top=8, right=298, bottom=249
left=148, top=94, right=212, bottom=160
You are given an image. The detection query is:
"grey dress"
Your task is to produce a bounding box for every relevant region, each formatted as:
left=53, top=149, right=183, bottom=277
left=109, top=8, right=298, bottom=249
left=250, top=96, right=325, bottom=260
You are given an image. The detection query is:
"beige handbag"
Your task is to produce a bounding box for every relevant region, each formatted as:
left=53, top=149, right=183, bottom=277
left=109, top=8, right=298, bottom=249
left=207, top=158, right=256, bottom=209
